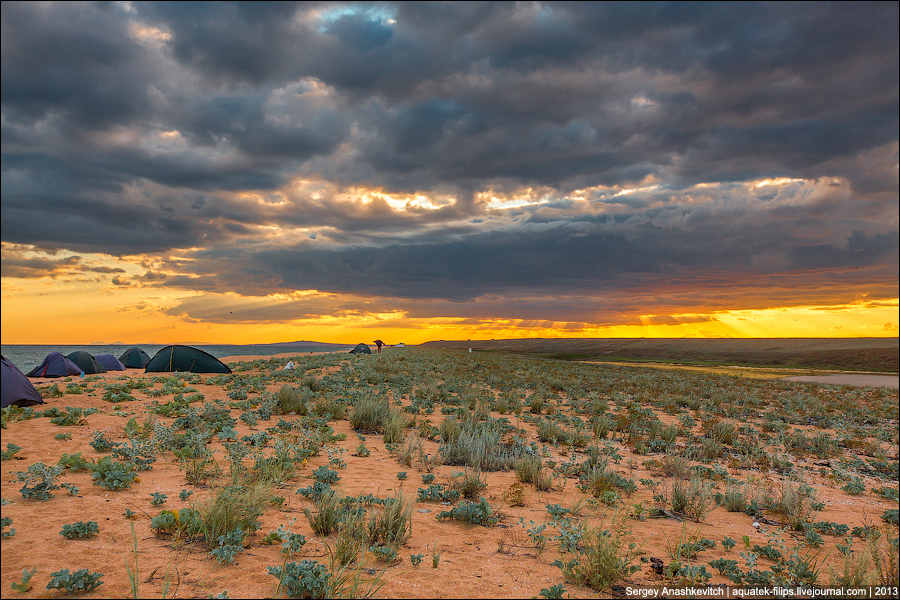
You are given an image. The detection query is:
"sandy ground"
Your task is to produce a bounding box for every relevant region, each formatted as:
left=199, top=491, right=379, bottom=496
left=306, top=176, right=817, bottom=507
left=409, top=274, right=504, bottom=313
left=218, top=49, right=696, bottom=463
left=782, top=374, right=899, bottom=389
left=2, top=355, right=898, bottom=599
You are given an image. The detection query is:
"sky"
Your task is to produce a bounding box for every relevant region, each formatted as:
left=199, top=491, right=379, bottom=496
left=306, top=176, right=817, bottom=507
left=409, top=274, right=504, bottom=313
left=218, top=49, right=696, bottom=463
left=1, top=1, right=898, bottom=345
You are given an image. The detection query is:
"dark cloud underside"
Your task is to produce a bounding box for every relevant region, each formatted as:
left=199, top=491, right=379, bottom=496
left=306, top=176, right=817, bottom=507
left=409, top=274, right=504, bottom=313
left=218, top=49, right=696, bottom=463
left=2, top=1, right=897, bottom=318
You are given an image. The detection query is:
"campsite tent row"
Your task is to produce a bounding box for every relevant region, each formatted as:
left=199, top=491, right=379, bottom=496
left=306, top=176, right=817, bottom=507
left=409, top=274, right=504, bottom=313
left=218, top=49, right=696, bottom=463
left=5, top=345, right=231, bottom=408
left=24, top=345, right=231, bottom=379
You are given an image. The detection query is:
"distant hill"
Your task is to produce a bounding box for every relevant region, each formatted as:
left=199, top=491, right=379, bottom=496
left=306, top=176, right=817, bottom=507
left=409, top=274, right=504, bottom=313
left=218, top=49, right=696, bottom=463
left=418, top=338, right=899, bottom=373
left=261, top=341, right=351, bottom=349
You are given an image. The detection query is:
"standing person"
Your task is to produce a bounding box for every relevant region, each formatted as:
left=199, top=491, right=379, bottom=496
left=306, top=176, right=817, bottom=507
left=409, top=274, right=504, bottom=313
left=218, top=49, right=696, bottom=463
left=373, top=339, right=384, bottom=354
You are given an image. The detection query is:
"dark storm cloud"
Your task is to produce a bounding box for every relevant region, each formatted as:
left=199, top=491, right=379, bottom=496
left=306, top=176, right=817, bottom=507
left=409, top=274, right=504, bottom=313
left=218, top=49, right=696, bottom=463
left=2, top=1, right=898, bottom=312
left=155, top=197, right=898, bottom=302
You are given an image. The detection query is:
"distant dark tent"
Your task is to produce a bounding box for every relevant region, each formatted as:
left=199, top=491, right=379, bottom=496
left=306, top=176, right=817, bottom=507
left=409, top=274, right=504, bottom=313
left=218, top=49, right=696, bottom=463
left=145, top=345, right=231, bottom=374
left=95, top=354, right=125, bottom=371
left=26, top=352, right=83, bottom=378
left=2, top=356, right=44, bottom=408
left=349, top=343, right=372, bottom=354
left=119, top=347, right=151, bottom=369
left=66, top=351, right=105, bottom=374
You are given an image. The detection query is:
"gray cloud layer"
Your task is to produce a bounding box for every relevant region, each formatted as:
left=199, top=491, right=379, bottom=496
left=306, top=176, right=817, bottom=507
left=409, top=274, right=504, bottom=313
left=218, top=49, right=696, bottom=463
left=2, top=1, right=897, bottom=317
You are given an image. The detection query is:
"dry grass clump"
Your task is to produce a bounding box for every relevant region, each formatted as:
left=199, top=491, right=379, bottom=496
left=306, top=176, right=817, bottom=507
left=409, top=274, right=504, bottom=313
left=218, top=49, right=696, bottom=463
left=670, top=478, right=714, bottom=522
left=557, top=516, right=639, bottom=592
left=276, top=385, right=308, bottom=415
left=830, top=527, right=899, bottom=587
left=197, top=484, right=270, bottom=547
left=515, top=455, right=553, bottom=491
left=350, top=394, right=389, bottom=432
left=367, top=492, right=412, bottom=548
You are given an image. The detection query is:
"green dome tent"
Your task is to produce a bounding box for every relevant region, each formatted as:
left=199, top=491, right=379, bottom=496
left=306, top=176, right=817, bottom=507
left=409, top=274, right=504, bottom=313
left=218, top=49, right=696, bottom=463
left=349, top=343, right=372, bottom=354
left=66, top=351, right=105, bottom=374
left=145, top=345, right=231, bottom=374
left=119, top=347, right=151, bottom=369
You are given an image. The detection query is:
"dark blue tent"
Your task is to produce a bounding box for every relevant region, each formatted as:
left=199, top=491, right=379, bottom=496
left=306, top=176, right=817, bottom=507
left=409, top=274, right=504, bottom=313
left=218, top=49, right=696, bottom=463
left=2, top=356, right=44, bottom=408
left=119, top=347, right=151, bottom=368
left=26, top=352, right=83, bottom=378
left=66, top=351, right=104, bottom=374
left=145, top=345, right=231, bottom=374
left=95, top=354, right=126, bottom=371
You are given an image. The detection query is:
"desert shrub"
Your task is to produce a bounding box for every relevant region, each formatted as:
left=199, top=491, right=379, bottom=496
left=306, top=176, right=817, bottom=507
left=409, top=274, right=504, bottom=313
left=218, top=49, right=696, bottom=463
left=17, top=462, right=64, bottom=500
left=830, top=528, right=898, bottom=587
left=2, top=443, right=23, bottom=460
left=451, top=470, right=487, bottom=500
left=57, top=452, right=92, bottom=472
left=662, top=454, right=691, bottom=479
left=334, top=512, right=367, bottom=567
left=367, top=492, right=412, bottom=547
left=842, top=478, right=866, bottom=496
left=304, top=490, right=343, bottom=536
left=770, top=481, right=817, bottom=530
left=382, top=410, right=409, bottom=445
left=350, top=394, right=389, bottom=433
left=537, top=419, right=570, bottom=445
left=90, top=457, right=137, bottom=490
left=703, top=419, right=737, bottom=445
left=209, top=528, right=245, bottom=565
left=60, top=521, right=99, bottom=539
left=723, top=486, right=747, bottom=512
left=578, top=461, right=636, bottom=497
left=370, top=545, right=398, bottom=562
left=439, top=417, right=461, bottom=443
left=50, top=406, right=91, bottom=426
left=297, top=481, right=333, bottom=501
left=183, top=455, right=221, bottom=486
left=2, top=517, right=13, bottom=538
left=312, top=396, right=346, bottom=420
left=417, top=484, right=461, bottom=503
left=515, top=455, right=542, bottom=483
left=671, top=478, right=714, bottom=522
left=440, top=420, right=527, bottom=471
left=313, top=466, right=340, bottom=484
left=197, top=485, right=268, bottom=547
left=555, top=522, right=639, bottom=592
left=268, top=560, right=330, bottom=599
left=437, top=498, right=499, bottom=526
left=46, top=569, right=104, bottom=594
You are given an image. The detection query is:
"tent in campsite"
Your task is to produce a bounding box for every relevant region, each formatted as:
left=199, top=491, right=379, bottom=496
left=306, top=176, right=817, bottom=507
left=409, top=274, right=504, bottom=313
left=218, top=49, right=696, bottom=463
left=2, top=356, right=44, bottom=408
left=119, top=347, right=151, bottom=369
left=145, top=345, right=231, bottom=374
left=95, top=354, right=126, bottom=371
left=349, top=343, right=372, bottom=354
left=26, top=352, right=83, bottom=378
left=66, top=351, right=105, bottom=374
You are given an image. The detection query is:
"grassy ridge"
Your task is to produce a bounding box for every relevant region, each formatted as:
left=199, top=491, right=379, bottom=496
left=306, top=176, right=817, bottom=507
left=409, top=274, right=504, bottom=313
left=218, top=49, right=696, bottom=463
left=419, top=338, right=899, bottom=373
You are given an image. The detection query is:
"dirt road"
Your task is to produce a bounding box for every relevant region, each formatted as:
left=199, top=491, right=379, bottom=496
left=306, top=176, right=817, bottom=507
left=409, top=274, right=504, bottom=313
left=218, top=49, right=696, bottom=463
left=782, top=374, right=899, bottom=389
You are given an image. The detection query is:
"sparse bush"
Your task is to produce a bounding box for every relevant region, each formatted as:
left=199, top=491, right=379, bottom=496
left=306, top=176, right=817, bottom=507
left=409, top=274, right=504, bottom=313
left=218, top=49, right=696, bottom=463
left=276, top=385, right=307, bottom=415
left=304, top=490, right=343, bottom=536
left=17, top=462, right=64, bottom=500
left=437, top=498, right=499, bottom=526
left=46, top=569, right=103, bottom=594
left=268, top=560, right=331, bottom=599
left=60, top=521, right=99, bottom=539
left=197, top=485, right=268, bottom=547
left=554, top=521, right=639, bottom=592
left=350, top=394, right=389, bottom=433
left=671, top=478, right=714, bottom=522
left=90, top=457, right=137, bottom=490
left=367, top=492, right=412, bottom=547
